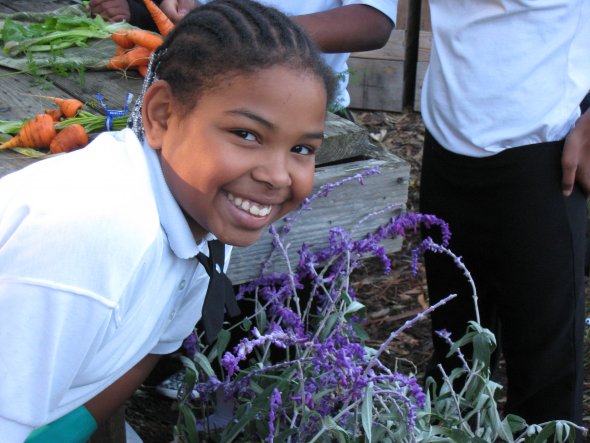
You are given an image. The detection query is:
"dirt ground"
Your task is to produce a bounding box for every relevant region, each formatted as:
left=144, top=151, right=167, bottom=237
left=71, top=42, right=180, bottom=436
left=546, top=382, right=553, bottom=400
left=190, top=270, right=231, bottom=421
left=124, top=108, right=590, bottom=442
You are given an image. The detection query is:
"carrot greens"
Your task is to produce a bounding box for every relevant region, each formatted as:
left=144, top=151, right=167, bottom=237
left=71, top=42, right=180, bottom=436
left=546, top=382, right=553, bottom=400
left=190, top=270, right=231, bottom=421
left=1, top=14, right=126, bottom=56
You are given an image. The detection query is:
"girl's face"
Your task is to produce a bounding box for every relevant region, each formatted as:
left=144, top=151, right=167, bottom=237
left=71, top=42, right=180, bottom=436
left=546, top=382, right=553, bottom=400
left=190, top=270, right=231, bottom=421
left=143, top=66, right=328, bottom=247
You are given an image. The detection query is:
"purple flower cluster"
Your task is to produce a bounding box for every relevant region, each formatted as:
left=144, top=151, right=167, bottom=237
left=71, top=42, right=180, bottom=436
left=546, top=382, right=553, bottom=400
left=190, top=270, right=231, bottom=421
left=198, top=211, right=452, bottom=440
left=181, top=165, right=454, bottom=441
left=266, top=388, right=282, bottom=442
left=222, top=325, right=305, bottom=378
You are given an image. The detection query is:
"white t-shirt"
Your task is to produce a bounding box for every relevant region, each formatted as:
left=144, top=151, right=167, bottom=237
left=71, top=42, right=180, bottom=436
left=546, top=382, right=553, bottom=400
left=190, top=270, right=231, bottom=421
left=201, top=0, right=397, bottom=109
left=421, top=0, right=590, bottom=157
left=0, top=129, right=231, bottom=441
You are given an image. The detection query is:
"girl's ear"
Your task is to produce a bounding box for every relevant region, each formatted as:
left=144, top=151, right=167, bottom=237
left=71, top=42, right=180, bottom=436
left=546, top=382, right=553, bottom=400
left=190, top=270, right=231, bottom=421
left=142, top=80, right=173, bottom=150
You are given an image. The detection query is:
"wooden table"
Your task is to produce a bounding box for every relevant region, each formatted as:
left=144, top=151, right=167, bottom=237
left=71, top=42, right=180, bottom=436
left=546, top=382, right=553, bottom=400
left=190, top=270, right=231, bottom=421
left=0, top=1, right=409, bottom=441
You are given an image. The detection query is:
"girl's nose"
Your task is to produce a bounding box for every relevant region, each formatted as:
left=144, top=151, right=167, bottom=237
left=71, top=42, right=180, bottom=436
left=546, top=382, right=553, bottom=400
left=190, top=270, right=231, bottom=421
left=251, top=151, right=292, bottom=189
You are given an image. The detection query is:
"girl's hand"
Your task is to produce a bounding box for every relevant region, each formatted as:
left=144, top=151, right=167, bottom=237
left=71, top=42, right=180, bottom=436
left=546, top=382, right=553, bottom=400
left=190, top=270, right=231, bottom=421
left=88, top=0, right=131, bottom=22
left=562, top=109, right=590, bottom=196
left=160, top=0, right=196, bottom=23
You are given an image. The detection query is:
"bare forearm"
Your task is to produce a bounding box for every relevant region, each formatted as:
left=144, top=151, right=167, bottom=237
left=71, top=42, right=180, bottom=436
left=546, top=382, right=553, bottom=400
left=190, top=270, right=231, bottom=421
left=84, top=354, right=161, bottom=424
left=291, top=5, right=393, bottom=53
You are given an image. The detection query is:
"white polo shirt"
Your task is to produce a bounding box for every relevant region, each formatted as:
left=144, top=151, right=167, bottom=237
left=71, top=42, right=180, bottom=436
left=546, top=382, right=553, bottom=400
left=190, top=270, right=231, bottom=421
left=422, top=0, right=590, bottom=157
left=0, top=128, right=231, bottom=441
left=201, top=0, right=398, bottom=110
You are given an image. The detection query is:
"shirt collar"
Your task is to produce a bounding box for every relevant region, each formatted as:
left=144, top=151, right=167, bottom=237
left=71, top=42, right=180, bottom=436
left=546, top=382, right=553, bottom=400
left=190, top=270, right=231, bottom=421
left=142, top=137, right=216, bottom=259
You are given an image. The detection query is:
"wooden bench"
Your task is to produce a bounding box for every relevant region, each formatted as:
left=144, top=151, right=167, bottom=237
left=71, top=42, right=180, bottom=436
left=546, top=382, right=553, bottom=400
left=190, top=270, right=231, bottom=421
left=0, top=1, right=410, bottom=440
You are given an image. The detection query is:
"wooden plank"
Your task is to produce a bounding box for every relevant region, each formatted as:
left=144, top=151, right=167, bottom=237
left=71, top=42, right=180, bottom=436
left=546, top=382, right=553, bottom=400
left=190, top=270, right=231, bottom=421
left=0, top=68, right=74, bottom=121
left=348, top=58, right=406, bottom=112
left=396, top=0, right=408, bottom=31
left=351, top=30, right=406, bottom=62
left=420, top=0, right=432, bottom=32
left=414, top=61, right=427, bottom=112
left=0, top=4, right=16, bottom=13
left=0, top=0, right=71, bottom=12
left=417, top=31, right=432, bottom=62
left=50, top=70, right=143, bottom=111
left=348, top=0, right=422, bottom=111
left=227, top=146, right=410, bottom=283
left=395, top=0, right=421, bottom=32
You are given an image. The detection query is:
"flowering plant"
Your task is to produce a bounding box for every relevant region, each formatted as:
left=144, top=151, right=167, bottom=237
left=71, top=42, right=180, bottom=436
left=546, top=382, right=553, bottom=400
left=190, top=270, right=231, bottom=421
left=174, top=170, right=587, bottom=443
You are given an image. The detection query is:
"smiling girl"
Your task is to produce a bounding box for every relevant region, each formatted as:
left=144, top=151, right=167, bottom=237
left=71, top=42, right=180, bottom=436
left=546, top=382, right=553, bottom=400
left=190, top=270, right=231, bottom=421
left=0, top=1, right=336, bottom=441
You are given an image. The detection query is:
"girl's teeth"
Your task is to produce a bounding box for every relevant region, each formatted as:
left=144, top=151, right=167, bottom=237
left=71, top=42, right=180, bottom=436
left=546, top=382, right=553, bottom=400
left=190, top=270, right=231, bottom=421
left=228, top=193, right=271, bottom=217
left=259, top=207, right=270, bottom=216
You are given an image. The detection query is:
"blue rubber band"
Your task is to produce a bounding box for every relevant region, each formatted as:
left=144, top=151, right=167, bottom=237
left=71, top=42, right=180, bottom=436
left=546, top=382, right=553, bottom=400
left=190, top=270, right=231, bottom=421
left=97, top=93, right=133, bottom=131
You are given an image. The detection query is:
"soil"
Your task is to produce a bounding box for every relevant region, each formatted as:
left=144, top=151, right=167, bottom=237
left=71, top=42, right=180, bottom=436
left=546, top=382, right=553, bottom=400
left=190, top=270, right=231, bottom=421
left=124, top=108, right=590, bottom=442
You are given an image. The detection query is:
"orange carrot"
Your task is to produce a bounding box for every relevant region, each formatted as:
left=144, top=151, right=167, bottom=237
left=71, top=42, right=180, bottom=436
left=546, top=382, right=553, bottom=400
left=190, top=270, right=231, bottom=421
left=111, top=30, right=135, bottom=49
left=49, top=124, right=88, bottom=154
left=0, top=114, right=56, bottom=150
left=115, top=45, right=127, bottom=56
left=35, top=96, right=84, bottom=118
left=138, top=64, right=148, bottom=77
left=107, top=46, right=152, bottom=70
left=142, top=0, right=174, bottom=36
left=126, top=29, right=164, bottom=51
left=44, top=108, right=63, bottom=122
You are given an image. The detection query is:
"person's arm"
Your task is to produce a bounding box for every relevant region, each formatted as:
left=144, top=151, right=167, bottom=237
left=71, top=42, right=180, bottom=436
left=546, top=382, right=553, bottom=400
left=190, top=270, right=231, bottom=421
left=562, top=108, right=590, bottom=196
left=156, top=2, right=393, bottom=53
left=85, top=354, right=161, bottom=424
left=25, top=354, right=161, bottom=443
left=290, top=5, right=394, bottom=53
left=88, top=0, right=131, bottom=22
left=159, top=0, right=198, bottom=23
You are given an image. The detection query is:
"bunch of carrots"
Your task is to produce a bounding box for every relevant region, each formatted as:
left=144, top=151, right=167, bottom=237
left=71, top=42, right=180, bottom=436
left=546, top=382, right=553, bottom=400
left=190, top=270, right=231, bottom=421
left=106, top=0, right=174, bottom=76
left=0, top=1, right=175, bottom=154
left=0, top=96, right=88, bottom=155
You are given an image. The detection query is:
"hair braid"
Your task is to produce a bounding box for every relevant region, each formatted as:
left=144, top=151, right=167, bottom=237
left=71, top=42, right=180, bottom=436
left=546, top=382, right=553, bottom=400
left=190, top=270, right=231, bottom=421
left=129, top=0, right=336, bottom=139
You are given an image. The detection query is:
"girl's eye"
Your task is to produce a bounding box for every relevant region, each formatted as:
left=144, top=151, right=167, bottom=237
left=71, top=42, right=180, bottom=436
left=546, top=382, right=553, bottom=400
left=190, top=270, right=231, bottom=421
left=234, top=130, right=257, bottom=142
left=291, top=145, right=315, bottom=156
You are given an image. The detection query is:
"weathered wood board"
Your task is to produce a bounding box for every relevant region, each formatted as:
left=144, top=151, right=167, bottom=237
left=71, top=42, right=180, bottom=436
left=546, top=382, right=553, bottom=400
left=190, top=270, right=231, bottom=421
left=348, top=0, right=421, bottom=112
left=0, top=0, right=69, bottom=12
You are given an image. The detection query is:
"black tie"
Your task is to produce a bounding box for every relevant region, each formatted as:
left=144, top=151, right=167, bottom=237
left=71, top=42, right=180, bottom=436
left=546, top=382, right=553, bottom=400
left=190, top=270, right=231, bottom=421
left=196, top=240, right=240, bottom=344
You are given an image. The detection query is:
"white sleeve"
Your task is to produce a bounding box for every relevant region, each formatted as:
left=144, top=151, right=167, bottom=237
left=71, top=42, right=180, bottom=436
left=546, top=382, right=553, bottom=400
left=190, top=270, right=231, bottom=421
left=0, top=280, right=111, bottom=438
left=342, top=0, right=397, bottom=25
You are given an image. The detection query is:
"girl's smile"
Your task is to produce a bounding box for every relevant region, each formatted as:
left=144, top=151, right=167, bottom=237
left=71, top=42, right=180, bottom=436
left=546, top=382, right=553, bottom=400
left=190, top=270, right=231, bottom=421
left=143, top=65, right=328, bottom=247
left=226, top=192, right=272, bottom=217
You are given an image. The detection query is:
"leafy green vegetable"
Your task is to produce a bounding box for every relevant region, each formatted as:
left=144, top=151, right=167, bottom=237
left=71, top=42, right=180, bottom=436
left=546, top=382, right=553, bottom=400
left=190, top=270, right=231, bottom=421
left=1, top=14, right=126, bottom=56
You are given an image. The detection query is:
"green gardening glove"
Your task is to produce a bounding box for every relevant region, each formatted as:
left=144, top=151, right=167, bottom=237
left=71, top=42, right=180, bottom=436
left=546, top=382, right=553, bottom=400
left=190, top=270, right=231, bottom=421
left=24, top=405, right=97, bottom=443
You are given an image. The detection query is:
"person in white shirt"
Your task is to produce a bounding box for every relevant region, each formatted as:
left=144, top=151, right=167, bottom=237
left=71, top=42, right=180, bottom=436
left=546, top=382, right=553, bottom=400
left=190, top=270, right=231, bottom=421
left=90, top=0, right=397, bottom=113
left=420, top=1, right=589, bottom=440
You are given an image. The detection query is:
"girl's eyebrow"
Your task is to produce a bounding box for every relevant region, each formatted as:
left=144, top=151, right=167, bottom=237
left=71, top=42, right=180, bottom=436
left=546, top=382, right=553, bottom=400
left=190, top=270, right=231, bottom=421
left=225, top=108, right=325, bottom=140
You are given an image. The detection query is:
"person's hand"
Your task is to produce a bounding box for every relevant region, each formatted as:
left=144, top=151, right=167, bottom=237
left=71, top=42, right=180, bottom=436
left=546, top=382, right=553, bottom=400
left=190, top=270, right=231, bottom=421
left=89, top=0, right=131, bottom=23
left=160, top=0, right=196, bottom=23
left=562, top=109, right=590, bottom=196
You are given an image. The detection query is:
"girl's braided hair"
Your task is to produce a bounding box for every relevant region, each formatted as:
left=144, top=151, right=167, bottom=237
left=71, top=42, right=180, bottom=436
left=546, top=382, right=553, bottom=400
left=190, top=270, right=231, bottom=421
left=130, top=0, right=337, bottom=138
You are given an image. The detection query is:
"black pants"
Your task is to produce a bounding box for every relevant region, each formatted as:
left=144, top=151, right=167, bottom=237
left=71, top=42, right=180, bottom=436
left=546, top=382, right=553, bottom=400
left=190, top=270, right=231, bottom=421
left=419, top=132, right=586, bottom=431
